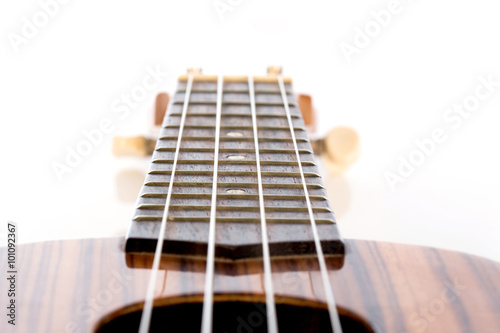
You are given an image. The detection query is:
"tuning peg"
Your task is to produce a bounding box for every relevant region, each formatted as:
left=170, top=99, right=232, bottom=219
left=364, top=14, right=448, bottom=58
left=154, top=92, right=170, bottom=126
left=267, top=66, right=282, bottom=75
left=296, top=93, right=316, bottom=132
left=312, top=127, right=359, bottom=175
left=187, top=67, right=203, bottom=74
left=112, top=136, right=156, bottom=157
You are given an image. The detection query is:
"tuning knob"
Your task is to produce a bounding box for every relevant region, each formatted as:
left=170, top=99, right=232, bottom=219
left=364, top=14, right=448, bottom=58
left=267, top=66, right=282, bottom=75
left=312, top=127, right=360, bottom=175
left=187, top=67, right=203, bottom=74
left=112, top=136, right=156, bottom=157
left=154, top=92, right=170, bottom=126
left=296, top=93, right=316, bottom=132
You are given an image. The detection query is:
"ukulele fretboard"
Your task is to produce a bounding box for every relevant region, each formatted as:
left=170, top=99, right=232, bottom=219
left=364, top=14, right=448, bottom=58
left=125, top=75, right=343, bottom=261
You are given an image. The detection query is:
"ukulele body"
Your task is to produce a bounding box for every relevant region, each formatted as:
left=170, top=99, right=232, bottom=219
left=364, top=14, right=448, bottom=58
left=2, top=237, right=499, bottom=333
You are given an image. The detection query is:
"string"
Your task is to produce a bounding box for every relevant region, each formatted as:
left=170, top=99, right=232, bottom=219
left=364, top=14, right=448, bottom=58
left=277, top=75, right=344, bottom=333
left=200, top=75, right=224, bottom=333
left=249, top=76, right=279, bottom=333
left=138, top=73, right=195, bottom=333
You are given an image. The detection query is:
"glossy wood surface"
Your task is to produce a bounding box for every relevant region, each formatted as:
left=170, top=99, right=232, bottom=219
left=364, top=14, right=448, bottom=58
left=1, top=237, right=499, bottom=332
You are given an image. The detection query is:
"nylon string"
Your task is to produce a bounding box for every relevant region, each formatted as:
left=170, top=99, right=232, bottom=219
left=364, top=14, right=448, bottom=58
left=200, top=75, right=224, bottom=333
left=277, top=75, right=343, bottom=333
left=249, top=76, right=279, bottom=333
left=138, top=73, right=194, bottom=333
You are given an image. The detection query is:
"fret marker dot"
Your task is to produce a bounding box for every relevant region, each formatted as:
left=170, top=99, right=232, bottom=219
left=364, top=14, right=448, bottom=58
left=226, top=189, right=246, bottom=194
left=227, top=155, right=245, bottom=160
left=227, top=131, right=243, bottom=137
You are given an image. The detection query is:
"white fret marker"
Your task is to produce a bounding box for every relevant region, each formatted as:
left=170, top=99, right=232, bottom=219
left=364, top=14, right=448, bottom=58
left=227, top=155, right=245, bottom=160
left=227, top=131, right=243, bottom=137
left=226, top=188, right=246, bottom=194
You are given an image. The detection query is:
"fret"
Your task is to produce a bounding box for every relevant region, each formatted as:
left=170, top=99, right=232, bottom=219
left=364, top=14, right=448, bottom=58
left=138, top=193, right=331, bottom=207
left=142, top=193, right=329, bottom=202
left=173, top=100, right=298, bottom=107
left=176, top=80, right=294, bottom=93
left=160, top=136, right=310, bottom=143
left=172, top=95, right=297, bottom=107
left=137, top=204, right=332, bottom=213
left=168, top=104, right=303, bottom=117
left=132, top=217, right=336, bottom=224
left=134, top=209, right=335, bottom=222
left=149, top=170, right=319, bottom=177
left=148, top=161, right=317, bottom=173
left=165, top=114, right=305, bottom=128
left=144, top=182, right=325, bottom=190
left=148, top=162, right=319, bottom=174
left=144, top=173, right=325, bottom=186
left=152, top=153, right=317, bottom=165
left=164, top=125, right=305, bottom=132
left=156, top=148, right=313, bottom=155
left=139, top=185, right=329, bottom=198
left=155, top=139, right=311, bottom=151
left=159, top=127, right=310, bottom=141
left=136, top=197, right=332, bottom=211
left=152, top=151, right=315, bottom=161
left=169, top=112, right=301, bottom=119
left=152, top=160, right=317, bottom=167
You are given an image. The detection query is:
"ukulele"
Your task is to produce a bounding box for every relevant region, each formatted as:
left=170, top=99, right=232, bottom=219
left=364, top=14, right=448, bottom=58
left=2, top=69, right=500, bottom=333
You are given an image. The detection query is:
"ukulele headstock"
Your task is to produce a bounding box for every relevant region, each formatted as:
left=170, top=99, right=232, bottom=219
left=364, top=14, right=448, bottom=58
left=112, top=67, right=359, bottom=177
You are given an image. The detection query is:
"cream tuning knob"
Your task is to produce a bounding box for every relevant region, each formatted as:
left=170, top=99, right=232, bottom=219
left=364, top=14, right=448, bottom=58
left=313, top=127, right=360, bottom=175
left=296, top=93, right=316, bottom=132
left=112, top=136, right=156, bottom=157
left=267, top=66, right=282, bottom=75
left=154, top=92, right=169, bottom=126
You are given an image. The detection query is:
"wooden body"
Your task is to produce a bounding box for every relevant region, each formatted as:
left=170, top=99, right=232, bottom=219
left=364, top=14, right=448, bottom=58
left=2, top=237, right=499, bottom=332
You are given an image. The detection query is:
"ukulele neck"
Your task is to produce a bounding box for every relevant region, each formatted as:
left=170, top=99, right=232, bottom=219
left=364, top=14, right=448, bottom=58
left=125, top=73, right=344, bottom=261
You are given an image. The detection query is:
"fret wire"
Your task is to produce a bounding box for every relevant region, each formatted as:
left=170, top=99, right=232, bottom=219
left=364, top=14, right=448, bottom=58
left=137, top=205, right=333, bottom=213
left=201, top=75, right=224, bottom=333
left=148, top=171, right=320, bottom=177
left=159, top=136, right=309, bottom=142
left=159, top=136, right=310, bottom=142
left=144, top=182, right=326, bottom=190
left=133, top=216, right=336, bottom=224
left=249, top=76, right=279, bottom=333
left=173, top=101, right=297, bottom=106
left=156, top=148, right=313, bottom=154
left=165, top=125, right=306, bottom=130
left=138, top=74, right=195, bottom=333
left=278, top=75, right=343, bottom=333
left=176, top=89, right=294, bottom=94
left=152, top=161, right=318, bottom=167
left=168, top=112, right=301, bottom=118
left=142, top=193, right=329, bottom=201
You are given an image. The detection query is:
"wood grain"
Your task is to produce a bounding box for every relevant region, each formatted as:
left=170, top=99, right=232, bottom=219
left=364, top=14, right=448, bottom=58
left=1, top=237, right=499, bottom=332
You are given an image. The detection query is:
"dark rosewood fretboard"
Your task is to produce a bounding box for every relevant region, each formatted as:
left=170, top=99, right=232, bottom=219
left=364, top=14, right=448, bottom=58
left=125, top=75, right=343, bottom=261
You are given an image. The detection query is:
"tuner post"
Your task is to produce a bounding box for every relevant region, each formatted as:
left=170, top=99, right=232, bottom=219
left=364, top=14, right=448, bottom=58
left=187, top=67, right=202, bottom=74
left=267, top=65, right=282, bottom=75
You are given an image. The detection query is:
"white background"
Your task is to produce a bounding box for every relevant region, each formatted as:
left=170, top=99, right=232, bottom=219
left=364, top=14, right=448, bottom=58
left=0, top=0, right=499, bottom=261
